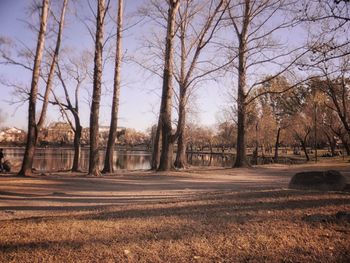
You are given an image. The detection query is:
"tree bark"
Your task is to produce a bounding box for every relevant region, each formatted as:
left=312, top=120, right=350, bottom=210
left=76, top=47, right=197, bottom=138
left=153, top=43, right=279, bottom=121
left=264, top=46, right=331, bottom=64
left=151, top=122, right=161, bottom=170
left=158, top=1, right=180, bottom=171
left=72, top=114, right=82, bottom=172
left=102, top=0, right=123, bottom=174
left=274, top=127, right=281, bottom=163
left=19, top=0, right=50, bottom=177
left=89, top=0, right=105, bottom=176
left=174, top=18, right=187, bottom=169
left=233, top=1, right=250, bottom=168
left=233, top=45, right=249, bottom=167
left=174, top=92, right=187, bottom=168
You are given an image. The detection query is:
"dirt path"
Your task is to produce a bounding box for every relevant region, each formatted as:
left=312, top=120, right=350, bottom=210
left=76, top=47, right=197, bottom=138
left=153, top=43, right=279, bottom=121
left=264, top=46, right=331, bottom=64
left=0, top=163, right=349, bottom=220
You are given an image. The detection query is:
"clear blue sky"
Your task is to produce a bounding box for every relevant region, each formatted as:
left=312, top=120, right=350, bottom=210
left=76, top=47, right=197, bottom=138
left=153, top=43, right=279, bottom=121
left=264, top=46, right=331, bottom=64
left=0, top=0, right=224, bottom=132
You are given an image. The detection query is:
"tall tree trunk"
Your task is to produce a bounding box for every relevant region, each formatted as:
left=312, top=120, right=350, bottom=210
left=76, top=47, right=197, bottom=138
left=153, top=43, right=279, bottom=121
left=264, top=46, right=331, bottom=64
left=172, top=0, right=226, bottom=170
left=20, top=128, right=39, bottom=177
left=174, top=11, right=187, bottom=170
left=102, top=0, right=123, bottom=174
left=174, top=89, right=187, bottom=168
left=174, top=14, right=187, bottom=169
left=174, top=129, right=187, bottom=168
left=151, top=122, right=161, bottom=170
left=19, top=0, right=50, bottom=177
left=274, top=127, right=281, bottom=163
left=89, top=0, right=105, bottom=176
left=72, top=114, right=82, bottom=172
left=233, top=42, right=249, bottom=167
left=158, top=1, right=180, bottom=171
left=233, top=1, right=250, bottom=168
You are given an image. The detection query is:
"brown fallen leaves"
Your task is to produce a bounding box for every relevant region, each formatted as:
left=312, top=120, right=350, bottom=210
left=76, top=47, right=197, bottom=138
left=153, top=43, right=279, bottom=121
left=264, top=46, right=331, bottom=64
left=0, top=188, right=349, bottom=262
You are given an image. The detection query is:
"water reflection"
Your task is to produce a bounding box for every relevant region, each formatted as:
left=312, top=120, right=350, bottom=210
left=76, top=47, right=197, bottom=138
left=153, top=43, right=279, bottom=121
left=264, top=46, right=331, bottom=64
left=187, top=153, right=233, bottom=167
left=4, top=147, right=237, bottom=171
left=3, top=147, right=301, bottom=172
left=4, top=147, right=151, bottom=171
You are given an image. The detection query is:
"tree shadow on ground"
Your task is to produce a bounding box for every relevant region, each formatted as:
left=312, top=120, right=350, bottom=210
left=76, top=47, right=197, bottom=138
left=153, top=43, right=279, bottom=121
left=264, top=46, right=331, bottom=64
left=1, top=189, right=349, bottom=224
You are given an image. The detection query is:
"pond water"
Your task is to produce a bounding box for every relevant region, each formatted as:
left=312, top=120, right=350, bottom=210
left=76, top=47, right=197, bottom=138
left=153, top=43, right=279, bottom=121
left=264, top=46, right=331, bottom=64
left=3, top=147, right=233, bottom=171
left=3, top=147, right=304, bottom=172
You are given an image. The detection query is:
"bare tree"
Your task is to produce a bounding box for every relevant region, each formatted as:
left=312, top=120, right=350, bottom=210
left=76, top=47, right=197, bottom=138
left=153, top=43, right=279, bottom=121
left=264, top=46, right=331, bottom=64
left=173, top=0, right=228, bottom=168
left=89, top=0, right=109, bottom=176
left=156, top=0, right=181, bottom=171
left=19, top=0, right=68, bottom=176
left=102, top=0, right=123, bottom=173
left=225, top=0, right=306, bottom=167
left=50, top=51, right=90, bottom=172
left=139, top=0, right=228, bottom=170
left=298, top=0, right=350, bottom=63
left=302, top=57, right=350, bottom=142
left=136, top=0, right=169, bottom=170
left=321, top=76, right=350, bottom=141
left=296, top=0, right=350, bottom=155
left=319, top=78, right=350, bottom=140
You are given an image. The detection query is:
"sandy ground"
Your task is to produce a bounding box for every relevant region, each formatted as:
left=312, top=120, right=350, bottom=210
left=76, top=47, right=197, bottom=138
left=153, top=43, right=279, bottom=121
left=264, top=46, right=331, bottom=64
left=0, top=162, right=349, bottom=221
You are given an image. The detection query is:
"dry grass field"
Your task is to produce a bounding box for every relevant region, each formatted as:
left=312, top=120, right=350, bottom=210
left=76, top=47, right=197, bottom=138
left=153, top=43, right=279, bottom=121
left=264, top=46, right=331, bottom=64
left=0, top=161, right=349, bottom=262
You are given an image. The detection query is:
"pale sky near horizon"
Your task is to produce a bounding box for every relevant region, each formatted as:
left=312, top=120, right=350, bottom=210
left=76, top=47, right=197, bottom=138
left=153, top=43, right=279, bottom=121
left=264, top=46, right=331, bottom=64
left=0, top=0, right=306, bottom=133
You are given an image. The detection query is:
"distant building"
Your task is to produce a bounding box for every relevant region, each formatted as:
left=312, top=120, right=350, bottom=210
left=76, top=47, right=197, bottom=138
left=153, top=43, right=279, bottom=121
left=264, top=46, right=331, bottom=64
left=45, top=122, right=74, bottom=144
left=99, top=126, right=110, bottom=133
left=81, top=126, right=126, bottom=145
left=0, top=127, right=26, bottom=143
